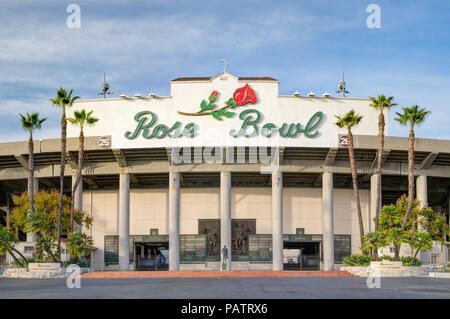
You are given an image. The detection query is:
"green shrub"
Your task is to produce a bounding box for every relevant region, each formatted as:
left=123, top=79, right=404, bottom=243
left=343, top=254, right=372, bottom=266
left=61, top=258, right=90, bottom=268
left=400, top=256, right=422, bottom=266
left=13, top=256, right=36, bottom=268
left=378, top=255, right=394, bottom=261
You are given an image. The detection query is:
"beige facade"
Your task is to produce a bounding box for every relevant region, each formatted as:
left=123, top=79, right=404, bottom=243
left=1, top=72, right=449, bottom=271
left=83, top=187, right=370, bottom=270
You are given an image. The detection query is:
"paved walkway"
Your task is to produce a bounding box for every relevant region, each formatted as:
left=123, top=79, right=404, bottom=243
left=80, top=270, right=355, bottom=278
left=1, top=277, right=449, bottom=298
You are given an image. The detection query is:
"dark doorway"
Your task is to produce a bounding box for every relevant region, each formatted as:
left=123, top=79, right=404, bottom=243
left=135, top=242, right=169, bottom=271
left=283, top=241, right=320, bottom=270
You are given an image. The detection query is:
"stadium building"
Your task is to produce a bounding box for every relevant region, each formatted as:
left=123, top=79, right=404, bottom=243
left=0, top=72, right=449, bottom=271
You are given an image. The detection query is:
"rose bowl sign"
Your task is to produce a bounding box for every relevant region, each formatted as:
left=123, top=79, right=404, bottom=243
left=98, top=136, right=111, bottom=149
left=65, top=73, right=381, bottom=149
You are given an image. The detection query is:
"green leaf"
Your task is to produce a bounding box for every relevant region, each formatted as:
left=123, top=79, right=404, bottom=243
left=225, top=98, right=234, bottom=106
left=223, top=111, right=234, bottom=118
left=229, top=102, right=238, bottom=109
left=206, top=103, right=217, bottom=110
left=199, top=100, right=207, bottom=111
left=211, top=111, right=222, bottom=120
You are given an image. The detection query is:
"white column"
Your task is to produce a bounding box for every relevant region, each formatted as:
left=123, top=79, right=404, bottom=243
left=169, top=171, right=180, bottom=271
left=220, top=171, right=232, bottom=270
left=322, top=171, right=335, bottom=271
left=27, top=177, right=39, bottom=243
left=416, top=174, right=430, bottom=263
left=370, top=174, right=381, bottom=233
left=272, top=170, right=283, bottom=271
left=118, top=172, right=130, bottom=271
left=72, top=175, right=83, bottom=232
left=416, top=174, right=428, bottom=208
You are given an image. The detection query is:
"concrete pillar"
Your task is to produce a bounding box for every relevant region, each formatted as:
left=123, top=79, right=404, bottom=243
left=272, top=170, right=283, bottom=271
left=370, top=174, right=381, bottom=233
left=72, top=175, right=83, bottom=232
left=416, top=174, right=429, bottom=263
left=169, top=171, right=180, bottom=271
left=416, top=174, right=428, bottom=208
left=220, top=171, right=232, bottom=270
left=118, top=172, right=130, bottom=271
left=322, top=171, right=334, bottom=271
left=27, top=177, right=39, bottom=243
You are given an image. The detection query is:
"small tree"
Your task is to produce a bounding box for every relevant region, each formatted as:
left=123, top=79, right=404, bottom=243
left=386, top=227, right=408, bottom=261
left=9, top=191, right=92, bottom=239
left=0, top=226, right=28, bottom=267
left=35, top=235, right=58, bottom=263
left=24, top=211, right=50, bottom=238
left=379, top=195, right=448, bottom=261
left=362, top=231, right=387, bottom=259
left=409, top=232, right=432, bottom=260
left=67, top=232, right=93, bottom=263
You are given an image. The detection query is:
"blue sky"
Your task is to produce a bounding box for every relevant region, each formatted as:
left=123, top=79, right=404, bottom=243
left=1, top=0, right=449, bottom=142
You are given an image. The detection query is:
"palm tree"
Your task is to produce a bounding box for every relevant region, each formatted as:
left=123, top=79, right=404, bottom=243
left=362, top=231, right=387, bottom=259
left=335, top=110, right=365, bottom=251
left=19, top=112, right=46, bottom=238
left=67, top=110, right=99, bottom=233
left=50, top=88, right=79, bottom=259
left=369, top=95, right=397, bottom=232
left=394, top=106, right=431, bottom=230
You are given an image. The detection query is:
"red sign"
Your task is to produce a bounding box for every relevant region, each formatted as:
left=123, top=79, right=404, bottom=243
left=339, top=135, right=349, bottom=147
left=98, top=136, right=111, bottom=149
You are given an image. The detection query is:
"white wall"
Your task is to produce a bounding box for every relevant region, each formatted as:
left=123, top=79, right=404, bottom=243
left=130, top=189, right=168, bottom=235
left=84, top=186, right=370, bottom=268
left=180, top=188, right=220, bottom=234
left=231, top=188, right=272, bottom=234
left=82, top=190, right=118, bottom=269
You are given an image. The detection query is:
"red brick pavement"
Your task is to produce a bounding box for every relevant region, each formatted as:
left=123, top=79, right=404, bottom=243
left=80, top=270, right=356, bottom=279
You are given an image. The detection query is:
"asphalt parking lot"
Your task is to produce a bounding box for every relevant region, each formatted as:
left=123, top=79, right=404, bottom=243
left=0, top=276, right=449, bottom=299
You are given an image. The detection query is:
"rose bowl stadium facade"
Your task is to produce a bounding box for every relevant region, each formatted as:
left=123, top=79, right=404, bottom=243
left=0, top=72, right=449, bottom=271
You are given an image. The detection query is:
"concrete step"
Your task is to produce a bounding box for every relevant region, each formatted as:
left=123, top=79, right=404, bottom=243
left=80, top=270, right=356, bottom=279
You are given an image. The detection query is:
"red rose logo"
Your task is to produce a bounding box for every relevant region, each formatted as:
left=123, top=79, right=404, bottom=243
left=233, top=84, right=257, bottom=106
left=209, top=90, right=218, bottom=102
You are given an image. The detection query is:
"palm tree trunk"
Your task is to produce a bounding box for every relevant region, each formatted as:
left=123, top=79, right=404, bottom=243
left=11, top=246, right=29, bottom=267
left=375, top=110, right=384, bottom=231
left=394, top=244, right=400, bottom=261
left=402, top=125, right=415, bottom=230
left=7, top=248, right=25, bottom=268
left=57, top=107, right=67, bottom=260
left=46, top=246, right=58, bottom=263
left=413, top=248, right=420, bottom=260
left=347, top=129, right=365, bottom=252
left=28, top=133, right=35, bottom=215
left=70, top=129, right=84, bottom=233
